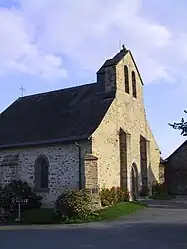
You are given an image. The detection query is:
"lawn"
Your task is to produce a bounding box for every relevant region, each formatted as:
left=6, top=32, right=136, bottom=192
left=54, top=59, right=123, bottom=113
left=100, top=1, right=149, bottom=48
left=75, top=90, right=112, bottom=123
left=92, top=202, right=145, bottom=221
left=10, top=202, right=146, bottom=225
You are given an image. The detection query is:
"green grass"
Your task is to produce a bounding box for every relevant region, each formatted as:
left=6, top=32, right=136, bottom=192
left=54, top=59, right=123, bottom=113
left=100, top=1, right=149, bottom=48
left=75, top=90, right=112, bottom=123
left=11, top=202, right=145, bottom=225
left=93, top=202, right=145, bottom=221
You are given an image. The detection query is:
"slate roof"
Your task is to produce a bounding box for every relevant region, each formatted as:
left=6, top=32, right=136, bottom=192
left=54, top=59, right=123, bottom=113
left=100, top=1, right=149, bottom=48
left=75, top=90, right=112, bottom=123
left=97, top=48, right=129, bottom=74
left=165, top=140, right=187, bottom=162
left=0, top=83, right=115, bottom=149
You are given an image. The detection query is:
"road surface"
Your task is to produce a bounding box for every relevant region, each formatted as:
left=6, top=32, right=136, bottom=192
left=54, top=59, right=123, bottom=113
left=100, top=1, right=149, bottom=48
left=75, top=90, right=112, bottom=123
left=0, top=206, right=187, bottom=249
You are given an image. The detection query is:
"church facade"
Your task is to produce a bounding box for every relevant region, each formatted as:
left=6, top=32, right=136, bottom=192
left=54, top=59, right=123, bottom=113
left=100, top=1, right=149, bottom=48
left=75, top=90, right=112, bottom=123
left=0, top=47, right=160, bottom=205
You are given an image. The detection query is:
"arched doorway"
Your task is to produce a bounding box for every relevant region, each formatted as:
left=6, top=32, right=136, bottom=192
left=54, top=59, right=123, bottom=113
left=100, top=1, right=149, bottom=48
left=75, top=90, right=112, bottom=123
left=131, top=163, right=139, bottom=199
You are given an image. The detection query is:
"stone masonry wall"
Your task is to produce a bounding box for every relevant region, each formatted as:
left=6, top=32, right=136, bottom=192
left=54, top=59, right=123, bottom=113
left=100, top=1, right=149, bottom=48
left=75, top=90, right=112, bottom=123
left=0, top=140, right=91, bottom=206
left=97, top=66, right=116, bottom=92
left=0, top=165, right=18, bottom=184
left=92, top=51, right=160, bottom=194
left=84, top=154, right=98, bottom=191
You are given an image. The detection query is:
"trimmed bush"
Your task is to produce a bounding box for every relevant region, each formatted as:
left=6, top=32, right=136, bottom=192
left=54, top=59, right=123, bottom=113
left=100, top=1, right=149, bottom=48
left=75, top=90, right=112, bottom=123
left=100, top=187, right=130, bottom=207
left=55, top=189, right=92, bottom=221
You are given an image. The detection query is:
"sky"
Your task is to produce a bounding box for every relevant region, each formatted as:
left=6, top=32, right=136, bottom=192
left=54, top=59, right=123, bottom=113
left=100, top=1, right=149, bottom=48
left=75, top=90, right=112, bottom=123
left=0, top=0, right=187, bottom=159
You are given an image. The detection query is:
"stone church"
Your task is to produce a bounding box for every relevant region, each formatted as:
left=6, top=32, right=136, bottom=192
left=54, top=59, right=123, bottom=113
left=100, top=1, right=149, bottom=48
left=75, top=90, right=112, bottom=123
left=0, top=46, right=160, bottom=205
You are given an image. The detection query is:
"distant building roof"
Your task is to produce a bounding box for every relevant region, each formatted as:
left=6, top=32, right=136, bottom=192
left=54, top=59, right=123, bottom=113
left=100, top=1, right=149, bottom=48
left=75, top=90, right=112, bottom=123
left=165, top=140, right=187, bottom=162
left=160, top=157, right=166, bottom=164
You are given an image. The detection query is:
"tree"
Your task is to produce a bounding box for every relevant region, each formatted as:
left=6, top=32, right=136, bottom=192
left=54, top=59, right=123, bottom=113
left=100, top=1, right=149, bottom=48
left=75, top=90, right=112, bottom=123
left=169, top=110, right=187, bottom=136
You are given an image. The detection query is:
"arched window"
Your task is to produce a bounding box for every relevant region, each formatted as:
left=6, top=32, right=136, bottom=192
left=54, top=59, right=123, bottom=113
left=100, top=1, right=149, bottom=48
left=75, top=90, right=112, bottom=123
left=124, top=65, right=129, bottom=93
left=132, top=71, right=137, bottom=98
left=34, top=155, right=49, bottom=191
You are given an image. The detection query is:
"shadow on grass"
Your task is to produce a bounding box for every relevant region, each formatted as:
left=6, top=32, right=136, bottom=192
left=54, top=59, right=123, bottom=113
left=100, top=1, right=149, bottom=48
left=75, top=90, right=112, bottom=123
left=3, top=202, right=146, bottom=225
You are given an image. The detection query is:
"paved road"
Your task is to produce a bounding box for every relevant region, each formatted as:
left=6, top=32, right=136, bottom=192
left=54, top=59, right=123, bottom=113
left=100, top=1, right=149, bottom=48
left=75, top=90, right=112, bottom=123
left=0, top=207, right=187, bottom=249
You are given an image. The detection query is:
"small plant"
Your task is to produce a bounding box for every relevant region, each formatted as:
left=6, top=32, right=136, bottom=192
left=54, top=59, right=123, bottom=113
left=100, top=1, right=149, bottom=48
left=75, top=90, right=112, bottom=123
left=110, top=187, right=118, bottom=204
left=123, top=189, right=130, bottom=202
left=99, top=188, right=113, bottom=206
left=55, top=189, right=92, bottom=221
left=152, top=182, right=168, bottom=196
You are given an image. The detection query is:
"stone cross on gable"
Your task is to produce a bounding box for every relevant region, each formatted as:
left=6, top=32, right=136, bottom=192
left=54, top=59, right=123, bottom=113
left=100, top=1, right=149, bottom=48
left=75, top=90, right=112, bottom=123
left=20, top=86, right=25, bottom=97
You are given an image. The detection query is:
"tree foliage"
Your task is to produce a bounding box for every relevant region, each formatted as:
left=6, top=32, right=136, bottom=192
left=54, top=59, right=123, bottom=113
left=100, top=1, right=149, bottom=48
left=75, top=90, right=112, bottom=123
left=169, top=110, right=187, bottom=136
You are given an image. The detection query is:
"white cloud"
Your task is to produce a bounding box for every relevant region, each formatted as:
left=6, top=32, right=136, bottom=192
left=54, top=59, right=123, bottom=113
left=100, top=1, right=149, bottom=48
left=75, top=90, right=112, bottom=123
left=0, top=5, right=67, bottom=79
left=1, top=0, right=187, bottom=82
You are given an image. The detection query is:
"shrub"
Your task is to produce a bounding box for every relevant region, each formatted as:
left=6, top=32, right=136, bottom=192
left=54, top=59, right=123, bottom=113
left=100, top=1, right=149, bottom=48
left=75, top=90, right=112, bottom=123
left=100, top=187, right=130, bottom=207
left=110, top=187, right=118, bottom=204
left=123, top=189, right=130, bottom=202
left=152, top=182, right=168, bottom=196
left=100, top=188, right=114, bottom=206
left=116, top=187, right=130, bottom=202
left=0, top=190, right=16, bottom=213
left=3, top=180, right=42, bottom=211
left=116, top=187, right=124, bottom=202
left=55, top=189, right=92, bottom=221
left=101, top=198, right=110, bottom=207
left=140, top=185, right=150, bottom=196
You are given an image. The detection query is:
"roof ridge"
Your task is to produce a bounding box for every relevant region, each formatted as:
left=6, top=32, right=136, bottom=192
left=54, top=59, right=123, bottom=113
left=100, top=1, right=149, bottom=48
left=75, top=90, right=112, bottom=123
left=20, top=82, right=97, bottom=100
